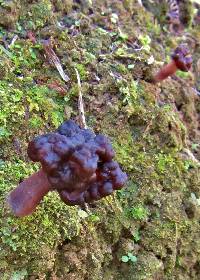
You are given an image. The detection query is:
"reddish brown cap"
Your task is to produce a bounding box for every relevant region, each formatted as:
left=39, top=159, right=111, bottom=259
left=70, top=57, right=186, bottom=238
left=171, top=44, right=192, bottom=72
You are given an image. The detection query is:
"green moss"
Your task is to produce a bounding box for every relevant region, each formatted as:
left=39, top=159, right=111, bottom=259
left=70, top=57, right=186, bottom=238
left=0, top=160, right=82, bottom=276
left=74, top=63, right=88, bottom=80
left=0, top=1, right=200, bottom=279
left=0, top=0, right=21, bottom=28
left=53, top=0, right=73, bottom=13
left=125, top=204, right=149, bottom=221
left=20, top=0, right=53, bottom=29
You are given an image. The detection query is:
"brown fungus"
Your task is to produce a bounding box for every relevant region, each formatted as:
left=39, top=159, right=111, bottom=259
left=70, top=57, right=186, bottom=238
left=152, top=44, right=192, bottom=83
left=7, top=120, right=127, bottom=217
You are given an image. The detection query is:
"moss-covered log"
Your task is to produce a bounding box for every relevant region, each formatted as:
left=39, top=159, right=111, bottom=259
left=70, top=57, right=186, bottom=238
left=0, top=0, right=200, bottom=279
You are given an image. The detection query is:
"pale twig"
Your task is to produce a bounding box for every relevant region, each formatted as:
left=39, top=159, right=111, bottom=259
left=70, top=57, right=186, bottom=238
left=143, top=119, right=153, bottom=137
left=75, top=67, right=87, bottom=129
left=8, top=35, right=18, bottom=48
left=171, top=223, right=178, bottom=269
left=137, top=0, right=143, bottom=7
left=42, top=39, right=70, bottom=83
left=182, top=148, right=200, bottom=165
left=82, top=203, right=90, bottom=213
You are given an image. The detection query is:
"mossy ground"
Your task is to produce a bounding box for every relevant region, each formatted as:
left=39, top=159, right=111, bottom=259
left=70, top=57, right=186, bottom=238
left=0, top=0, right=200, bottom=279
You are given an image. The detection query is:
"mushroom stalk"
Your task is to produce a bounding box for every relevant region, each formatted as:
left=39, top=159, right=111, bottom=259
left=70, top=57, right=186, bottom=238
left=153, top=60, right=178, bottom=83
left=152, top=44, right=192, bottom=84
left=7, top=169, right=51, bottom=217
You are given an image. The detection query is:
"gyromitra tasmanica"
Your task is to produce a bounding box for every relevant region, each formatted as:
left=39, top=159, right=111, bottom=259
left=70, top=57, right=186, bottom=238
left=7, top=120, right=128, bottom=217
left=153, top=44, right=192, bottom=83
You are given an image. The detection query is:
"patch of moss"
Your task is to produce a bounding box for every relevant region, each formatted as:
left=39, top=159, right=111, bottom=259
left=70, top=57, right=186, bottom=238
left=0, top=159, right=82, bottom=277
left=0, top=1, right=200, bottom=279
left=20, top=0, right=54, bottom=30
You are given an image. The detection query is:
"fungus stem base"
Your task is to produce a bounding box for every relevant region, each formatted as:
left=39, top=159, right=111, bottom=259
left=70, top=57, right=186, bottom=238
left=7, top=169, right=51, bottom=217
left=153, top=60, right=177, bottom=83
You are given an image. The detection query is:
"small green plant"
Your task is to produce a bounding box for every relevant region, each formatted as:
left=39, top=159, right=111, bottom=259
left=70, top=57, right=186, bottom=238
left=121, top=252, right=137, bottom=263
left=132, top=229, right=141, bottom=243
left=138, top=34, right=151, bottom=52
left=120, top=80, right=139, bottom=106
left=74, top=63, right=87, bottom=80
left=11, top=269, right=28, bottom=280
left=126, top=205, right=149, bottom=221
left=88, top=214, right=100, bottom=223
left=176, top=70, right=190, bottom=79
left=191, top=143, right=199, bottom=151
left=155, top=152, right=175, bottom=173
left=0, top=127, right=11, bottom=140
left=183, top=159, right=200, bottom=171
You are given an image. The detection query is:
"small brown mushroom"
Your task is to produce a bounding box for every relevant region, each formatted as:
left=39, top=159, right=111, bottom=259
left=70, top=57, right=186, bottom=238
left=152, top=44, right=192, bottom=83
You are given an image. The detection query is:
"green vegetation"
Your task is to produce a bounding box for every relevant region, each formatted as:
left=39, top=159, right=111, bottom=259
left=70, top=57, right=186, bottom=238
left=125, top=205, right=149, bottom=221
left=121, top=253, right=137, bottom=264
left=0, top=0, right=200, bottom=279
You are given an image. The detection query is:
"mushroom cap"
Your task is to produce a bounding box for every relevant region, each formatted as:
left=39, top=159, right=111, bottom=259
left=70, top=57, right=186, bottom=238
left=27, top=120, right=127, bottom=205
left=171, top=44, right=192, bottom=72
left=166, top=12, right=180, bottom=25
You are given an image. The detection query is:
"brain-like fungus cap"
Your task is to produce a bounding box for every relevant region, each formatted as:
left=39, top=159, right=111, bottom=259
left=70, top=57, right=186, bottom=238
left=171, top=44, right=192, bottom=72
left=7, top=120, right=128, bottom=216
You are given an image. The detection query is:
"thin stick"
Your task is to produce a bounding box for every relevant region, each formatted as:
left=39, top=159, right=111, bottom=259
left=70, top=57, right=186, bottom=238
left=43, top=40, right=70, bottom=83
left=8, top=35, right=18, bottom=48
left=137, top=0, right=143, bottom=7
left=75, top=67, right=87, bottom=129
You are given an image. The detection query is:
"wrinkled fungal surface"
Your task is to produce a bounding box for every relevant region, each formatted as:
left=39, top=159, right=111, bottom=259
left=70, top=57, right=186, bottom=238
left=171, top=44, right=193, bottom=71
left=28, top=120, right=127, bottom=205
